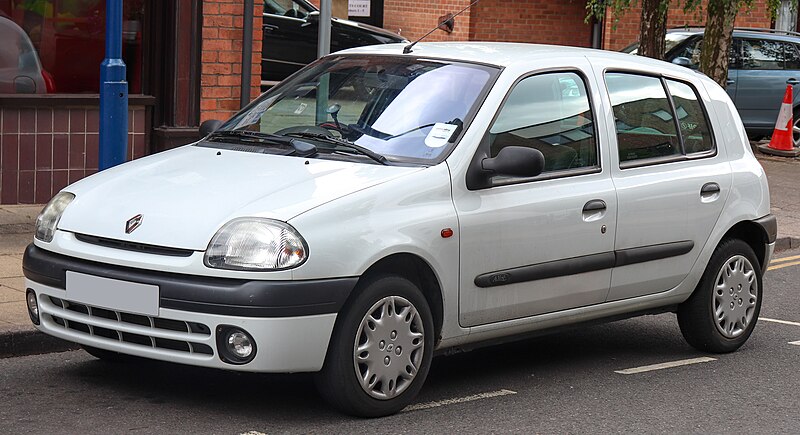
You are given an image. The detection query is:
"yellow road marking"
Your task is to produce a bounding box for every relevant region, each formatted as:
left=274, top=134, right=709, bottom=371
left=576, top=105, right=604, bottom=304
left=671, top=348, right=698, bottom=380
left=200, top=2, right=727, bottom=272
left=771, top=254, right=800, bottom=264
left=768, top=260, right=800, bottom=271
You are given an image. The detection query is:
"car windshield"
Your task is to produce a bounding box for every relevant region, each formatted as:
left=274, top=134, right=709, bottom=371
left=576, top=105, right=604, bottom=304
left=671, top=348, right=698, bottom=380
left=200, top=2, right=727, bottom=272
left=217, top=55, right=498, bottom=164
left=623, top=32, right=694, bottom=55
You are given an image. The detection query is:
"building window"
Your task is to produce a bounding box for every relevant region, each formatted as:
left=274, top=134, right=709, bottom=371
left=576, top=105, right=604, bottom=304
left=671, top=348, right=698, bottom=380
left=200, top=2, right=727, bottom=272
left=0, top=0, right=145, bottom=94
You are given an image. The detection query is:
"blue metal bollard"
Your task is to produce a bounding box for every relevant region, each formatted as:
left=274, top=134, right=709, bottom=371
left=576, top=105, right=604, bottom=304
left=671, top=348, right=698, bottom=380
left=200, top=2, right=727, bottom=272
left=98, top=0, right=128, bottom=171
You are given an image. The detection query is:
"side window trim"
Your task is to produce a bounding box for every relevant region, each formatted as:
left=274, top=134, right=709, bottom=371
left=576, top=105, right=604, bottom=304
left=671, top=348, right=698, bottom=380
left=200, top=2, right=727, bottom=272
left=471, top=68, right=602, bottom=189
left=665, top=77, right=718, bottom=158
left=604, top=70, right=717, bottom=170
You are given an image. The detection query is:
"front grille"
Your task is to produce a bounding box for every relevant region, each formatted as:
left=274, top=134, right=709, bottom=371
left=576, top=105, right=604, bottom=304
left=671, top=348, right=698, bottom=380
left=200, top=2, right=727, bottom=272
left=75, top=234, right=195, bottom=257
left=45, top=296, right=214, bottom=356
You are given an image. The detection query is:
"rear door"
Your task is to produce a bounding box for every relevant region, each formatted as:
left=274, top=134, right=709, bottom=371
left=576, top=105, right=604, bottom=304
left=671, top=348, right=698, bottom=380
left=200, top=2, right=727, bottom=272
left=599, top=70, right=731, bottom=301
left=734, top=37, right=800, bottom=132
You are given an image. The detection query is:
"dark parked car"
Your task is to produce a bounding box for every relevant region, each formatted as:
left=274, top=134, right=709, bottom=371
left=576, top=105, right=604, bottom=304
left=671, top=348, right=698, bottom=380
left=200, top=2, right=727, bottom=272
left=623, top=28, right=800, bottom=142
left=262, top=0, right=406, bottom=87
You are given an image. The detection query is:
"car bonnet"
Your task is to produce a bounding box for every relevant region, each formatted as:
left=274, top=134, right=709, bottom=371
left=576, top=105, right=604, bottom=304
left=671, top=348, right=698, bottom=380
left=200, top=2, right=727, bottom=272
left=56, top=145, right=422, bottom=250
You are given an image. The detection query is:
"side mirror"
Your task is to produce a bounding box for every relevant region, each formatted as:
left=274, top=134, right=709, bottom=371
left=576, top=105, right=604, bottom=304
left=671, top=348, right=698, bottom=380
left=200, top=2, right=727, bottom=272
left=467, top=145, right=545, bottom=190
left=302, top=11, right=320, bottom=27
left=199, top=119, right=223, bottom=137
left=482, top=146, right=545, bottom=178
left=671, top=57, right=693, bottom=68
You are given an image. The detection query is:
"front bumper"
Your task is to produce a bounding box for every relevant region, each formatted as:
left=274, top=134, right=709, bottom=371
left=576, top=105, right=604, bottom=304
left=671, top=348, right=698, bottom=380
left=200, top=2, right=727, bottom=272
left=23, top=244, right=358, bottom=372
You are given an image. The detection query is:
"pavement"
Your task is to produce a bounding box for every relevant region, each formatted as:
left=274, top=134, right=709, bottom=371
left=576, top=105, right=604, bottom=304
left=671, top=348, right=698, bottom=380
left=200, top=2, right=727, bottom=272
left=1, top=149, right=800, bottom=359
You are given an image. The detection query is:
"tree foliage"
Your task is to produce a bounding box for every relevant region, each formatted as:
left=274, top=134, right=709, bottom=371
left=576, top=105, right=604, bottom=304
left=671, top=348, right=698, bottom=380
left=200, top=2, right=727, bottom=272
left=586, top=0, right=789, bottom=86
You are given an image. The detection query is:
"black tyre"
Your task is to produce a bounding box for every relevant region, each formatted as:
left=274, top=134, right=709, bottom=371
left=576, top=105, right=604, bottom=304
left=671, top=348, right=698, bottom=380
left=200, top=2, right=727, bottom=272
left=677, top=238, right=762, bottom=353
left=315, top=275, right=434, bottom=417
left=81, top=345, right=137, bottom=363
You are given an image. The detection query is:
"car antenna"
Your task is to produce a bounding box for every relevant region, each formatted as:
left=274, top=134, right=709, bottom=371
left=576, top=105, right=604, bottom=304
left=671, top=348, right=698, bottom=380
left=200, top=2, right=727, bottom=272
left=403, top=0, right=480, bottom=54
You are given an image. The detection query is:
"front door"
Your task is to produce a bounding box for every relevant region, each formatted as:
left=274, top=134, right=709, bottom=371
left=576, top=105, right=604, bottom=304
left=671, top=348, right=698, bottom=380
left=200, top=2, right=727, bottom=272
left=454, top=68, right=616, bottom=327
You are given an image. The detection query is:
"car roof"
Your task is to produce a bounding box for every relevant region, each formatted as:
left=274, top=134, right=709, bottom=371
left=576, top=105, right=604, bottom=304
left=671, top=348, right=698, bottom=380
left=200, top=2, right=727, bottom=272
left=667, top=27, right=800, bottom=42
left=337, top=41, right=697, bottom=74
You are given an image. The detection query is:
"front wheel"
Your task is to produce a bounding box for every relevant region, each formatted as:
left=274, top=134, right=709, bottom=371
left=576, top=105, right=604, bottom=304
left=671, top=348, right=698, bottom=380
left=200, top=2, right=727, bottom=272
left=677, top=238, right=762, bottom=353
left=315, top=275, right=434, bottom=417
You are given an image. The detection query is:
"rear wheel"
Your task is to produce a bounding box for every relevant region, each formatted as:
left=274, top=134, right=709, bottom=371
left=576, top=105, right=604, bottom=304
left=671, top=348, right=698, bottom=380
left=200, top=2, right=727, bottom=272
left=315, top=275, right=434, bottom=417
left=677, top=238, right=762, bottom=353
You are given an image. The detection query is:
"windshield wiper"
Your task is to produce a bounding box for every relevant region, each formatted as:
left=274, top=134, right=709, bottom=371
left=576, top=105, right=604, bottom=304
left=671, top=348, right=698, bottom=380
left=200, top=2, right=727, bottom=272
left=206, top=130, right=317, bottom=157
left=282, top=132, right=388, bottom=165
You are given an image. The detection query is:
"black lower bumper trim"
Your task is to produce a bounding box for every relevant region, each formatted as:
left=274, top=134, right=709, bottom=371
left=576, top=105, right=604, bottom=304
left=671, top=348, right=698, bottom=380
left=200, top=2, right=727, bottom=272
left=23, top=244, right=357, bottom=318
left=754, top=214, right=777, bottom=244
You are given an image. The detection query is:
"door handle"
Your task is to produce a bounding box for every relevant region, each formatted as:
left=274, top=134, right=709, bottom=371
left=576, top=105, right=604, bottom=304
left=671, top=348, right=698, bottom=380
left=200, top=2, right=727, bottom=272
left=788, top=78, right=800, bottom=85
left=701, top=182, right=720, bottom=195
left=726, top=79, right=736, bottom=85
left=263, top=23, right=279, bottom=31
left=583, top=199, right=607, bottom=213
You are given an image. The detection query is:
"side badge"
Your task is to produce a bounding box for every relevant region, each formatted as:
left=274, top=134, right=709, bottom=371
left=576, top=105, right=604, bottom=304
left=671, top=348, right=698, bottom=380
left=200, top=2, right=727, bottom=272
left=126, top=214, right=143, bottom=234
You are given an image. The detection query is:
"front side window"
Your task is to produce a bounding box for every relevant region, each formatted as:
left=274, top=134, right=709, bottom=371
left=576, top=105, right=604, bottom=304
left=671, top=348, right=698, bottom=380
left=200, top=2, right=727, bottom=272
left=264, top=0, right=312, bottom=18
left=606, top=73, right=681, bottom=163
left=217, top=56, right=498, bottom=164
left=487, top=72, right=598, bottom=174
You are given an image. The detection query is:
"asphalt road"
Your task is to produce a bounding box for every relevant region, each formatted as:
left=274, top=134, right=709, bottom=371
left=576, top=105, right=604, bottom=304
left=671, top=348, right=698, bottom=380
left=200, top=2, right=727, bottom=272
left=3, top=249, right=800, bottom=434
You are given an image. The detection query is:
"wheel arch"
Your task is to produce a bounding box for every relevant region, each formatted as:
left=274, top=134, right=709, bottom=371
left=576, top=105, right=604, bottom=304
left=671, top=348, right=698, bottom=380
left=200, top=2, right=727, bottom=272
left=350, top=253, right=445, bottom=346
left=719, top=220, right=769, bottom=269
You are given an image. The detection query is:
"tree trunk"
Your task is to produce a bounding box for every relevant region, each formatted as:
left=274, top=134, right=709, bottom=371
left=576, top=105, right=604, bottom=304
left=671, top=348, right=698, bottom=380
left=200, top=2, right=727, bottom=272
left=700, top=0, right=738, bottom=88
left=638, top=0, right=668, bottom=59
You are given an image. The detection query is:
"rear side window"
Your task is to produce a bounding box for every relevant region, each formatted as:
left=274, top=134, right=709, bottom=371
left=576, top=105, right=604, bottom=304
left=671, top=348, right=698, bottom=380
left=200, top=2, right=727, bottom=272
left=488, top=71, right=598, bottom=175
left=606, top=73, right=681, bottom=163
left=665, top=79, right=714, bottom=154
left=606, top=72, right=715, bottom=167
left=740, top=39, right=797, bottom=70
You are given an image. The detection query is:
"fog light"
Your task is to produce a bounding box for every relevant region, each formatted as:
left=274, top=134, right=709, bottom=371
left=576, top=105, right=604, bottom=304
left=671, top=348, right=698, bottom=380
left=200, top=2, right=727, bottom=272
left=216, top=326, right=257, bottom=365
left=26, top=289, right=39, bottom=325
left=227, top=331, right=253, bottom=359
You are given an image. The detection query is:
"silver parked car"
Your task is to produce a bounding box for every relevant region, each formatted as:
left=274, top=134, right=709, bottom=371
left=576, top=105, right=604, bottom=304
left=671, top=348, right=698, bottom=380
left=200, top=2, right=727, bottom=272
left=624, top=27, right=800, bottom=143
left=24, top=42, right=774, bottom=417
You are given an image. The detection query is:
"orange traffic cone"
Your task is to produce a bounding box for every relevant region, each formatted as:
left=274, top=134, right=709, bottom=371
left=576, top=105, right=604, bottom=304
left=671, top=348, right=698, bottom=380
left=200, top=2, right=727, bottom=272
left=759, top=85, right=800, bottom=157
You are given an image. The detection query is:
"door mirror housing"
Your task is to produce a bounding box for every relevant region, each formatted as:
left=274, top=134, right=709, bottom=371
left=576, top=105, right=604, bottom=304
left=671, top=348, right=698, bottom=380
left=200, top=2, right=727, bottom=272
left=483, top=146, right=545, bottom=177
left=303, top=11, right=320, bottom=27
left=467, top=145, right=545, bottom=190
left=199, top=119, right=223, bottom=137
left=671, top=57, right=693, bottom=68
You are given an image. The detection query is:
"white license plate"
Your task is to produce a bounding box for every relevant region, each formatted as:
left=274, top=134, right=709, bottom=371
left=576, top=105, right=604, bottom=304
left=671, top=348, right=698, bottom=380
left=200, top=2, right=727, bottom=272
left=65, top=271, right=159, bottom=316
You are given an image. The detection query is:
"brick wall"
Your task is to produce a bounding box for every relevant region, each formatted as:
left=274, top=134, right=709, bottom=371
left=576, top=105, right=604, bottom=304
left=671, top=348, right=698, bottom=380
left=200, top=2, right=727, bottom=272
left=603, top=0, right=773, bottom=51
left=384, top=0, right=472, bottom=41
left=468, top=0, right=592, bottom=46
left=200, top=1, right=263, bottom=122
left=0, top=105, right=147, bottom=204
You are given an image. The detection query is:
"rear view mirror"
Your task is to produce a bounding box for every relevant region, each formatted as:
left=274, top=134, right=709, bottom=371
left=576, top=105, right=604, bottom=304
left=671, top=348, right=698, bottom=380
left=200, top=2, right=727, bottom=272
left=482, top=146, right=545, bottom=178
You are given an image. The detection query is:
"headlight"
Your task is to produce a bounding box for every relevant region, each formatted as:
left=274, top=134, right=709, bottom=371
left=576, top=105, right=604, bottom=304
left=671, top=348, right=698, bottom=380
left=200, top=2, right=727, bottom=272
left=34, top=192, right=75, bottom=242
left=204, top=218, right=308, bottom=271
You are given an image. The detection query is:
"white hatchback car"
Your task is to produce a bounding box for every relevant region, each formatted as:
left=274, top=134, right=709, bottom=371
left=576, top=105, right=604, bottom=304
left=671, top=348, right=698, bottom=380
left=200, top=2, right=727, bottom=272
left=24, top=43, right=775, bottom=417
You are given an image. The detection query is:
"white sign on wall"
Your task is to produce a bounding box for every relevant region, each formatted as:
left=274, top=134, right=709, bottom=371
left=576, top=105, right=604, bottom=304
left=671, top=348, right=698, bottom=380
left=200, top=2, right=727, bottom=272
left=349, top=0, right=371, bottom=17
